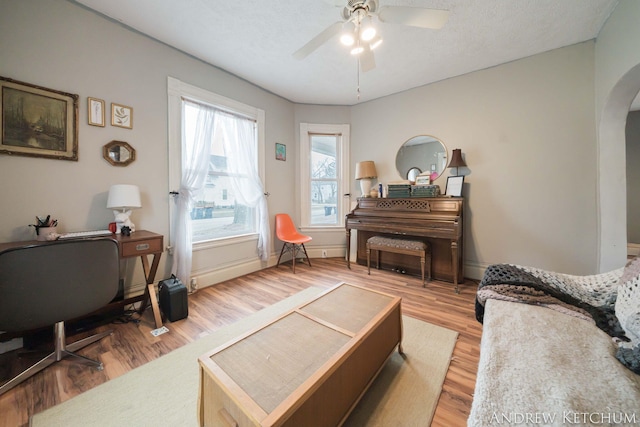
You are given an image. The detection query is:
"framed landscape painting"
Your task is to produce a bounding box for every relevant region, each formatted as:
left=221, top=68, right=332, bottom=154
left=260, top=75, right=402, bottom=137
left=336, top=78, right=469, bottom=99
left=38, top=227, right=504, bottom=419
left=0, top=77, right=79, bottom=161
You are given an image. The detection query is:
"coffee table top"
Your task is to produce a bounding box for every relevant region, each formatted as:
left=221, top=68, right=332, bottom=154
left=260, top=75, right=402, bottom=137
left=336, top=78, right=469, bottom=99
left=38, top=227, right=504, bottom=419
left=211, top=311, right=350, bottom=413
left=199, top=282, right=401, bottom=421
left=299, top=283, right=395, bottom=333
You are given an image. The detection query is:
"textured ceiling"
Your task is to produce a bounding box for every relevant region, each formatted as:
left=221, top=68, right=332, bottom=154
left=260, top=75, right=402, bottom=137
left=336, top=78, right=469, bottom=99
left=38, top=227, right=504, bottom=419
left=73, top=0, right=619, bottom=106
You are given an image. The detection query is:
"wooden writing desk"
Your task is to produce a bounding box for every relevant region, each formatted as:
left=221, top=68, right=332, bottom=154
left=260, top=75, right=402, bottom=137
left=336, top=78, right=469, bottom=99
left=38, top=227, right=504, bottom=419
left=114, top=230, right=164, bottom=328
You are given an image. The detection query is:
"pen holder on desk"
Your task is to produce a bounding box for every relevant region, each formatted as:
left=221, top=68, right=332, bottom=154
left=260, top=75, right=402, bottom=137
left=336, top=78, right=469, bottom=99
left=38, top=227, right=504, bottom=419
left=36, top=227, right=58, bottom=241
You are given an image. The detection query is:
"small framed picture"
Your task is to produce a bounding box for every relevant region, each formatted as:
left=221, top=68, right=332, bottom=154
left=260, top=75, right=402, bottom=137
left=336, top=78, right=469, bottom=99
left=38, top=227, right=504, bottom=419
left=445, top=175, right=464, bottom=197
left=275, top=142, right=286, bottom=161
left=415, top=175, right=431, bottom=186
left=88, top=97, right=105, bottom=127
left=111, top=103, right=133, bottom=129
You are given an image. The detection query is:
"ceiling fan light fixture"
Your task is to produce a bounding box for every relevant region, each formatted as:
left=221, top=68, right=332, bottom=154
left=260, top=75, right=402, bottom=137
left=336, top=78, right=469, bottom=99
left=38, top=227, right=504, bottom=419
left=350, top=45, right=364, bottom=55
left=360, top=17, right=376, bottom=41
left=340, top=33, right=355, bottom=46
left=361, top=26, right=376, bottom=41
left=340, top=21, right=356, bottom=46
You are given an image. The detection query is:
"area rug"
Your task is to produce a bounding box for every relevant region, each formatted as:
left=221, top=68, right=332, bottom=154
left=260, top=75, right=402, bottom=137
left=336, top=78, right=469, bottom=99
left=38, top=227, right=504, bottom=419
left=31, top=287, right=458, bottom=427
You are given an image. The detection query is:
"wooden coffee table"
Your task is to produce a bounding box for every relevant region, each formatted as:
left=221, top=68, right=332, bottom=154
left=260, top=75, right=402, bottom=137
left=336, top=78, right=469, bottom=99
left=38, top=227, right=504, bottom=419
left=197, top=282, right=403, bottom=427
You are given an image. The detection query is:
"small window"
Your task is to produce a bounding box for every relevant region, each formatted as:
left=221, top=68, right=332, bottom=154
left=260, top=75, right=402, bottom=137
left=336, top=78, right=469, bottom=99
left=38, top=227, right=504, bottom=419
left=300, top=123, right=350, bottom=228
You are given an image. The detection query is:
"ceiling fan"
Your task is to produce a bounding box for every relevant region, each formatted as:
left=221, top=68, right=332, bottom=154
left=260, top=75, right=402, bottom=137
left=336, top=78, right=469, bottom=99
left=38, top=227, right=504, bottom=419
left=293, top=0, right=449, bottom=72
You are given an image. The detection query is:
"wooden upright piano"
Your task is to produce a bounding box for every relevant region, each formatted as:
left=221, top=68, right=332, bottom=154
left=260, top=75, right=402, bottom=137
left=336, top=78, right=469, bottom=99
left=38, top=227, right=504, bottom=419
left=346, top=197, right=463, bottom=289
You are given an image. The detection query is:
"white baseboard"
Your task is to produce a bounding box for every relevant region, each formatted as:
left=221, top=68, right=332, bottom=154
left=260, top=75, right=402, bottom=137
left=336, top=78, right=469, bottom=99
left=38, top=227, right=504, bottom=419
left=191, top=254, right=278, bottom=290
left=306, top=246, right=346, bottom=259
left=139, top=247, right=488, bottom=292
left=124, top=282, right=147, bottom=299
left=464, top=261, right=490, bottom=281
left=629, top=243, right=640, bottom=257
left=192, top=247, right=347, bottom=290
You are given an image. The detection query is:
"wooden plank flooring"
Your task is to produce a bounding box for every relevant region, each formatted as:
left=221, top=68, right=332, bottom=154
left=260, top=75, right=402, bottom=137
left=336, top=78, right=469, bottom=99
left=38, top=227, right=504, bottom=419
left=0, top=258, right=482, bottom=427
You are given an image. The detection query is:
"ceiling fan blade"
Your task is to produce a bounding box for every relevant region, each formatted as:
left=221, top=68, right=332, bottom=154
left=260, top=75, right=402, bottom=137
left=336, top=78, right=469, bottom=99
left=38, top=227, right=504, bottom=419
left=360, top=46, right=376, bottom=73
left=322, top=0, right=345, bottom=6
left=377, top=6, right=449, bottom=29
left=293, top=21, right=343, bottom=60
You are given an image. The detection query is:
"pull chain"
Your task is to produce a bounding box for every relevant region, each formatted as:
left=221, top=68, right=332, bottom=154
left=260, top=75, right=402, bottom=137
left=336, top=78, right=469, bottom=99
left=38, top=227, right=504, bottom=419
left=356, top=58, right=361, bottom=101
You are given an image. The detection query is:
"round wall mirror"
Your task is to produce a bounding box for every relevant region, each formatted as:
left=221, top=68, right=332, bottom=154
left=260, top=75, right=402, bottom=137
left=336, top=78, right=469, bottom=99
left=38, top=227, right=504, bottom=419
left=103, top=140, right=135, bottom=166
left=395, top=135, right=447, bottom=182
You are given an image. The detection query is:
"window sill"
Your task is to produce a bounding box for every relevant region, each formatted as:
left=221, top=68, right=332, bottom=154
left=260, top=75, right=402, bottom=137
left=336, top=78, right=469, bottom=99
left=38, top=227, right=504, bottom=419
left=193, top=233, right=258, bottom=251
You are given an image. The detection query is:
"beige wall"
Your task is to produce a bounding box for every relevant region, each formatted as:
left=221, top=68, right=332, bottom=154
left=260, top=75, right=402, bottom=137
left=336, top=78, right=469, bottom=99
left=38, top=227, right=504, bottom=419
left=350, top=42, right=598, bottom=276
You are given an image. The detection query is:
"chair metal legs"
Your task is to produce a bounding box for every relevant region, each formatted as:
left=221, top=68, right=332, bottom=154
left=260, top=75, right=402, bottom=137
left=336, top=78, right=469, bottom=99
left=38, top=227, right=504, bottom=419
left=276, top=242, right=312, bottom=273
left=0, top=321, right=112, bottom=395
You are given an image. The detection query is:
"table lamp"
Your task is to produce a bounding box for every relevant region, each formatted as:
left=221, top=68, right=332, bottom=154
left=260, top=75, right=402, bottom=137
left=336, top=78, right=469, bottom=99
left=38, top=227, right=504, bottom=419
left=447, top=149, right=467, bottom=177
left=355, top=161, right=377, bottom=198
left=107, top=184, right=141, bottom=234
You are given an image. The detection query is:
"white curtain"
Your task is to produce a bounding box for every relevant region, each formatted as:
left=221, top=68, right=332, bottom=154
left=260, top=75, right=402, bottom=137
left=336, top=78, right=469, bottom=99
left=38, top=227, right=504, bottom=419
left=171, top=101, right=215, bottom=286
left=214, top=110, right=270, bottom=260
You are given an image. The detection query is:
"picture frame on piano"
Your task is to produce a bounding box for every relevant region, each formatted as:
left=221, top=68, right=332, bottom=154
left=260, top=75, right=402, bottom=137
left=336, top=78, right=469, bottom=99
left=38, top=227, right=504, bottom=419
left=445, top=175, right=464, bottom=197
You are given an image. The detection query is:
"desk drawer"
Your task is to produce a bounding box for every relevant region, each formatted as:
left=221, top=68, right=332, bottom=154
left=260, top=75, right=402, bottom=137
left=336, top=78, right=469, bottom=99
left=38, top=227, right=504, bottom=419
left=121, top=238, right=162, bottom=257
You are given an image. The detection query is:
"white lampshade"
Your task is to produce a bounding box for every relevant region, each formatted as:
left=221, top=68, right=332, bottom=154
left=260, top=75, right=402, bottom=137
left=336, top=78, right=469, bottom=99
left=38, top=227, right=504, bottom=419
left=107, top=184, right=141, bottom=210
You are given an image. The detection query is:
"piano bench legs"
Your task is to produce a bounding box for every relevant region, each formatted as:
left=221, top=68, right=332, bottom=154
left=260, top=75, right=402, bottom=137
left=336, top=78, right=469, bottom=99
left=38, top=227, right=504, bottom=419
left=366, top=236, right=431, bottom=286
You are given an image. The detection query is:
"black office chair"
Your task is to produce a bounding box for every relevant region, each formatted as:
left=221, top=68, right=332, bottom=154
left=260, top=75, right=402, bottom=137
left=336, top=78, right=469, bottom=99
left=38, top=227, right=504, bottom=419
left=0, top=238, right=120, bottom=395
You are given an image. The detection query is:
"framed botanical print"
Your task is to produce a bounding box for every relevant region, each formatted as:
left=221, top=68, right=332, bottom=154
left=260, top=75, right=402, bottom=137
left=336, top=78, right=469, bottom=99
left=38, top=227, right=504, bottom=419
left=88, top=97, right=105, bottom=127
left=111, top=102, right=133, bottom=129
left=0, top=76, right=79, bottom=161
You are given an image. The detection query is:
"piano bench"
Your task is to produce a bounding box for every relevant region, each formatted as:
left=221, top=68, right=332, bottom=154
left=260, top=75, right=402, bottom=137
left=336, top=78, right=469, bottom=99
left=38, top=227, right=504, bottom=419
left=366, top=236, right=431, bottom=286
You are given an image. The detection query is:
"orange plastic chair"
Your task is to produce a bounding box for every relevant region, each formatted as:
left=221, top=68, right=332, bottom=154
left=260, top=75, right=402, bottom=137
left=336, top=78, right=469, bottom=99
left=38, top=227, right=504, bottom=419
left=275, top=213, right=312, bottom=273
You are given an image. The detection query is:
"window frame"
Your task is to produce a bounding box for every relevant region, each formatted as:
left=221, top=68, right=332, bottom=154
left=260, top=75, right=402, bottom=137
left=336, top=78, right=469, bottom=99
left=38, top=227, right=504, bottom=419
left=299, top=123, right=350, bottom=229
left=168, top=76, right=265, bottom=249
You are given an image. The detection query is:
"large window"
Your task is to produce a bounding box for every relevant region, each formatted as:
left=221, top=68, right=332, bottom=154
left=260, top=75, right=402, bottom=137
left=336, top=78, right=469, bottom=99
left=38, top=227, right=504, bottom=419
left=183, top=101, right=256, bottom=242
left=300, top=123, right=350, bottom=228
left=168, top=77, right=266, bottom=247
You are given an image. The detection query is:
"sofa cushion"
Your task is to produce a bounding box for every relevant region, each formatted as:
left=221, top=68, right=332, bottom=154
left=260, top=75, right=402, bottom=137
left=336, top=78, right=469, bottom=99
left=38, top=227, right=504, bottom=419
left=615, top=256, right=640, bottom=344
left=614, top=257, right=640, bottom=374
left=468, top=299, right=640, bottom=427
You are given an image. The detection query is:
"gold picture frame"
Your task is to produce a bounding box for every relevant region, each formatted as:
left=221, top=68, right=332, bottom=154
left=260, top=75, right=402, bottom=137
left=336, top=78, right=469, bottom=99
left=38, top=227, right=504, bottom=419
left=0, top=76, right=79, bottom=161
left=103, top=140, right=136, bottom=166
left=111, top=102, right=133, bottom=129
left=88, top=97, right=105, bottom=127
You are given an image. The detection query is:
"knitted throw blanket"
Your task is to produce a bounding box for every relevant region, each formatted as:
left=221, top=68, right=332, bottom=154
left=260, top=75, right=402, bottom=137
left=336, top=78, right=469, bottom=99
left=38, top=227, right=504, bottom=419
left=476, top=264, right=627, bottom=339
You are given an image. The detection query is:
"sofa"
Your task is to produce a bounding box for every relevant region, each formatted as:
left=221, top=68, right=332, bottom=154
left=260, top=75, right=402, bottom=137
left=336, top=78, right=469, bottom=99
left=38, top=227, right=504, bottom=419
left=468, top=260, right=640, bottom=426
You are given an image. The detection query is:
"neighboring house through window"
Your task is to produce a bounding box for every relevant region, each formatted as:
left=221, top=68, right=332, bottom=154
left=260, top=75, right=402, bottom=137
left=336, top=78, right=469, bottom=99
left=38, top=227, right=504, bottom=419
left=182, top=101, right=257, bottom=242
left=168, top=77, right=269, bottom=285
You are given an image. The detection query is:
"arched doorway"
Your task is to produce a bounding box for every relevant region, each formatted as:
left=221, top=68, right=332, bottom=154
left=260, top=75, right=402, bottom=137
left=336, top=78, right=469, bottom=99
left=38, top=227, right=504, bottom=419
left=626, top=102, right=640, bottom=257
left=598, top=63, right=640, bottom=271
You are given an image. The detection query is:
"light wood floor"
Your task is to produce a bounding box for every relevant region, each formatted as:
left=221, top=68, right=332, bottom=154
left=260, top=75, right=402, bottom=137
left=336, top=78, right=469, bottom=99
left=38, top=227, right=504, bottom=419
left=0, top=258, right=482, bottom=427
